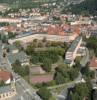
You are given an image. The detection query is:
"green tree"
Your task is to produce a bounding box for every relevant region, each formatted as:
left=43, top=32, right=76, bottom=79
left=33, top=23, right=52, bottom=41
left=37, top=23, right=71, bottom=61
left=1, top=35, right=8, bottom=43
left=54, top=66, right=79, bottom=84
left=0, top=34, right=1, bottom=40
left=8, top=32, right=16, bottom=39
left=12, top=60, right=29, bottom=77
left=0, top=81, right=5, bottom=87
left=54, top=71, right=66, bottom=84
left=93, top=90, right=97, bottom=100
left=37, top=87, right=52, bottom=100
left=81, top=66, right=95, bottom=79
left=41, top=58, right=52, bottom=72
left=70, top=82, right=92, bottom=100
left=26, top=45, right=34, bottom=55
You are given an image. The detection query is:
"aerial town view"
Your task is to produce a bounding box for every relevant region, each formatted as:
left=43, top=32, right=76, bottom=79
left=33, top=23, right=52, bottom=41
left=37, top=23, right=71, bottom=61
left=0, top=0, right=97, bottom=100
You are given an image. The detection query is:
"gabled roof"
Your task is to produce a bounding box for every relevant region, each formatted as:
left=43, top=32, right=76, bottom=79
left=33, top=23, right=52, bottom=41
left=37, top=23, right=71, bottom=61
left=0, top=71, right=12, bottom=82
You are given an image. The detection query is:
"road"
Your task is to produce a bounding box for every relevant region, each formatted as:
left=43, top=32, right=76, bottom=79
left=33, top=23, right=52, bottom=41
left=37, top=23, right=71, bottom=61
left=0, top=41, right=41, bottom=100
left=80, top=47, right=90, bottom=67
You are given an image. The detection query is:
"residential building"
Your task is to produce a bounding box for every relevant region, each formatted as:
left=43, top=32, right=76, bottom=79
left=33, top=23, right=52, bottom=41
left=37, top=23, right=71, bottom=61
left=4, top=45, right=19, bottom=54
left=8, top=51, right=30, bottom=66
left=0, top=71, right=12, bottom=84
left=65, top=36, right=82, bottom=66
left=5, top=44, right=30, bottom=66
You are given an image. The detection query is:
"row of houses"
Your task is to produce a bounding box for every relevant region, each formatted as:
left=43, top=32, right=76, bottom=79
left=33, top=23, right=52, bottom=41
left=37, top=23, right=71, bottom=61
left=65, top=36, right=85, bottom=66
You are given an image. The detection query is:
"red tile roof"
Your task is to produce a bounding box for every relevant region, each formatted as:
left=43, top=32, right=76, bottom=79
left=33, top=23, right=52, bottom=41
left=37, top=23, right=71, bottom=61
left=4, top=26, right=16, bottom=32
left=47, top=24, right=81, bottom=36
left=0, top=71, right=12, bottom=82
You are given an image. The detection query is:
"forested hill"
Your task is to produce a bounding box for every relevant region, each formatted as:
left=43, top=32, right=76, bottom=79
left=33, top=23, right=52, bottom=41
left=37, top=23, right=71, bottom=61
left=67, top=0, right=97, bottom=15
left=0, top=0, right=40, bottom=9
left=0, top=0, right=15, bottom=4
left=0, top=0, right=59, bottom=9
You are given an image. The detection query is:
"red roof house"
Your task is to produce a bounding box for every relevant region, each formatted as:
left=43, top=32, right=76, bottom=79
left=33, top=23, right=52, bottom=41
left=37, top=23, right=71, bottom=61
left=0, top=71, right=12, bottom=84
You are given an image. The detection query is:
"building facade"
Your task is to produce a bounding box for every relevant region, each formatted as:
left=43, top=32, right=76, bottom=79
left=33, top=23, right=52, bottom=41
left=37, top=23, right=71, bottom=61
left=65, top=36, right=82, bottom=66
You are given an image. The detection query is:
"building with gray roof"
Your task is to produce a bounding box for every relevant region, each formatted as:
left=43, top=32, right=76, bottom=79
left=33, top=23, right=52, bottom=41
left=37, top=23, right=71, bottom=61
left=65, top=36, right=82, bottom=66
left=8, top=51, right=30, bottom=66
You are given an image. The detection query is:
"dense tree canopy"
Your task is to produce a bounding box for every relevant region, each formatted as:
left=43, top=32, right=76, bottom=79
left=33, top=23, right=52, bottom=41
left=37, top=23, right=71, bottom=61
left=93, top=90, right=97, bottom=100
left=30, top=50, right=59, bottom=64
left=54, top=66, right=79, bottom=84
left=41, top=58, right=52, bottom=72
left=81, top=66, right=95, bottom=79
left=69, top=82, right=92, bottom=100
left=63, top=0, right=97, bottom=15
left=37, top=87, right=52, bottom=100
left=86, top=37, right=97, bottom=56
left=12, top=60, right=29, bottom=77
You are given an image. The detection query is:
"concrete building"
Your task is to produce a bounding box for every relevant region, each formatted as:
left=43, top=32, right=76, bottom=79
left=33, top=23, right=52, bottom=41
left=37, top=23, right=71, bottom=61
left=65, top=36, right=82, bottom=66
left=8, top=33, right=78, bottom=44
left=0, top=18, right=21, bottom=23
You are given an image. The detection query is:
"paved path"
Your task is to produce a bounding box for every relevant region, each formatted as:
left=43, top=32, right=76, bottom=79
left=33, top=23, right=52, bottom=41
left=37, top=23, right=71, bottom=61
left=80, top=47, right=90, bottom=67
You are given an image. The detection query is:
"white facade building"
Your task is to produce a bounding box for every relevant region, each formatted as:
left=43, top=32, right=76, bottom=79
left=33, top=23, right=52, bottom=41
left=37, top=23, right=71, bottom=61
left=65, top=36, right=82, bottom=66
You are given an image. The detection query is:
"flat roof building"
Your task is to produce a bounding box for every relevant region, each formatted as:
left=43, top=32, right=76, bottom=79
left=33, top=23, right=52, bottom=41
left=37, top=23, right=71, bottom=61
left=65, top=36, right=82, bottom=66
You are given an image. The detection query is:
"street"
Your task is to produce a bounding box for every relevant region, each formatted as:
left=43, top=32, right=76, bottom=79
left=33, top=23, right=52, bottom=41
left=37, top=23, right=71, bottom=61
left=0, top=41, right=41, bottom=100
